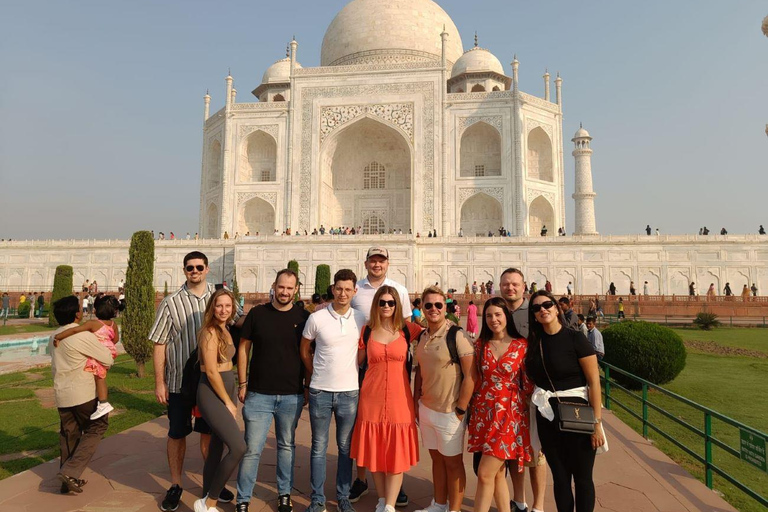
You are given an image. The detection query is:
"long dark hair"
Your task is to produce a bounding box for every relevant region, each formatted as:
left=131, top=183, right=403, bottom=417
left=478, top=297, right=522, bottom=344
left=524, top=290, right=568, bottom=369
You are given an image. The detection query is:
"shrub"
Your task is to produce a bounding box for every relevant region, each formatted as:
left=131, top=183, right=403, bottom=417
left=17, top=301, right=31, bottom=319
left=693, top=312, right=720, bottom=330
left=315, top=264, right=331, bottom=297
left=231, top=265, right=241, bottom=304
left=122, top=231, right=155, bottom=377
left=48, top=265, right=74, bottom=327
left=603, top=321, right=686, bottom=389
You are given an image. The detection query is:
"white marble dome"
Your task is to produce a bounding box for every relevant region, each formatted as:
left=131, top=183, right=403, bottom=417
left=451, top=47, right=504, bottom=77
left=573, top=126, right=591, bottom=139
left=261, top=57, right=302, bottom=84
left=320, top=0, right=464, bottom=67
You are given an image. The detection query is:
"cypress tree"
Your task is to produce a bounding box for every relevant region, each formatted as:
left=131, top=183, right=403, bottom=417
left=288, top=260, right=301, bottom=300
left=122, top=231, right=155, bottom=378
left=48, top=265, right=73, bottom=327
left=231, top=265, right=241, bottom=304
left=315, top=264, right=331, bottom=297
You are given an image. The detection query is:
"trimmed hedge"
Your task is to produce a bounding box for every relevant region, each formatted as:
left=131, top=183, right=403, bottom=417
left=48, top=265, right=74, bottom=327
left=288, top=260, right=300, bottom=300
left=603, top=321, right=687, bottom=390
left=122, top=231, right=155, bottom=377
left=17, top=301, right=31, bottom=319
left=315, top=264, right=331, bottom=297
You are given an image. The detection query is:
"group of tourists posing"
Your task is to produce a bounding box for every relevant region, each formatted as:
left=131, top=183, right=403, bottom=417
left=48, top=246, right=607, bottom=512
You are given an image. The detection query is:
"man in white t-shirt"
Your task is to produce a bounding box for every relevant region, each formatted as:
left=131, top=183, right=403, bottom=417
left=301, top=269, right=366, bottom=512
left=351, top=247, right=411, bottom=322
left=349, top=246, right=411, bottom=506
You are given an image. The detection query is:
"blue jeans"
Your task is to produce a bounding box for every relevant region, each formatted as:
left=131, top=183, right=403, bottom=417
left=309, top=388, right=359, bottom=504
left=236, top=392, right=303, bottom=503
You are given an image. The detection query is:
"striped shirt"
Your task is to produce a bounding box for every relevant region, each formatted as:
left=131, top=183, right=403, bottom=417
left=149, top=282, right=242, bottom=393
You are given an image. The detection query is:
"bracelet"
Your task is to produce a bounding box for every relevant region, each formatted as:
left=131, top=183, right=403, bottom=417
left=238, top=383, right=247, bottom=389
left=454, top=406, right=467, bottom=416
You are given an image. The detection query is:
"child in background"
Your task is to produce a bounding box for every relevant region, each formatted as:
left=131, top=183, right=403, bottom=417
left=54, top=295, right=122, bottom=419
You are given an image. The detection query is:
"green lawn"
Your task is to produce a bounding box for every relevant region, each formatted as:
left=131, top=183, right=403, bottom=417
left=605, top=327, right=768, bottom=512
left=0, top=354, right=164, bottom=480
left=0, top=324, right=56, bottom=336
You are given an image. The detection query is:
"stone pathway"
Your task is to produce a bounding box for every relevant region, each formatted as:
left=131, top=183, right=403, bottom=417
left=0, top=408, right=738, bottom=512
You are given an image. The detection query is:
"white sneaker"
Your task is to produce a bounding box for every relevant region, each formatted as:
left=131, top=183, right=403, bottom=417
left=415, top=500, right=447, bottom=512
left=375, top=498, right=386, bottom=512
left=90, top=401, right=114, bottom=420
left=384, top=506, right=396, bottom=512
left=194, top=498, right=218, bottom=512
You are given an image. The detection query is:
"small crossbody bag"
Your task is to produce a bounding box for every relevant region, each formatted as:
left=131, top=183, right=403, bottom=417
left=539, top=338, right=596, bottom=435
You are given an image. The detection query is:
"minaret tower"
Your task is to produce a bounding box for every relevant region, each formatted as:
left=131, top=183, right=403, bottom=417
left=572, top=124, right=598, bottom=235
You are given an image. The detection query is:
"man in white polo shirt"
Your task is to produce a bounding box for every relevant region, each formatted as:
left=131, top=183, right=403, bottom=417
left=349, top=246, right=411, bottom=506
left=301, top=269, right=367, bottom=512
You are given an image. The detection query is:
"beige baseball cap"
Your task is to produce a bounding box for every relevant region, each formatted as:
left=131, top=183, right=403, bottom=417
left=366, top=246, right=389, bottom=260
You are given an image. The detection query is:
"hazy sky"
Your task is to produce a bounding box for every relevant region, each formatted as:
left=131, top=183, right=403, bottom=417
left=1, top=0, right=766, bottom=240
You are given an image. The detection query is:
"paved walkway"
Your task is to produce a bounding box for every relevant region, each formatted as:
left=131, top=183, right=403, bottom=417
left=0, top=408, right=737, bottom=512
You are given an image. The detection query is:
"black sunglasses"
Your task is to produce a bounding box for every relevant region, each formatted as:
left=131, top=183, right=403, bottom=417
left=424, top=302, right=444, bottom=310
left=531, top=301, right=556, bottom=313
left=379, top=299, right=397, bottom=308
left=185, top=265, right=206, bottom=272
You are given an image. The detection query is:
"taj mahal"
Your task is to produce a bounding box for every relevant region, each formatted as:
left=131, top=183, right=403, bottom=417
left=1, top=0, right=766, bottom=296
left=200, top=0, right=592, bottom=239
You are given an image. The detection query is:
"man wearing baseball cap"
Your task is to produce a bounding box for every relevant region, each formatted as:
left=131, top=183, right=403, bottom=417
left=349, top=246, right=412, bottom=506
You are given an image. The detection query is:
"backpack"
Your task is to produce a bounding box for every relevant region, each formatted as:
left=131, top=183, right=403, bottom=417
left=180, top=347, right=201, bottom=408
left=358, top=325, right=420, bottom=387
left=443, top=325, right=464, bottom=379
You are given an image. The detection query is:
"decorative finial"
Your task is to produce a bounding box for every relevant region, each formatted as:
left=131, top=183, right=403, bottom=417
left=227, top=67, right=231, bottom=77
left=580, top=122, right=583, bottom=128
left=545, top=68, right=548, bottom=74
left=292, top=34, right=296, bottom=41
left=286, top=43, right=290, bottom=58
left=206, top=89, right=209, bottom=96
left=513, top=54, right=518, bottom=61
left=474, top=31, right=478, bottom=47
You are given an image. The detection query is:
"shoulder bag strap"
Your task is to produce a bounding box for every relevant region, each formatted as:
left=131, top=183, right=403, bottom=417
left=538, top=335, right=562, bottom=405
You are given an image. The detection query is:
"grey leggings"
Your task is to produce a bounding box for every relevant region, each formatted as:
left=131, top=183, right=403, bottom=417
left=198, top=371, right=247, bottom=499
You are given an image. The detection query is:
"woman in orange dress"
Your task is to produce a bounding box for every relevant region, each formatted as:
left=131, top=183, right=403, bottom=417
left=351, top=286, right=422, bottom=512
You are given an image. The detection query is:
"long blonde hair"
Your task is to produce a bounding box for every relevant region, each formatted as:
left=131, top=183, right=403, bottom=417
left=199, top=288, right=236, bottom=364
left=368, top=286, right=405, bottom=332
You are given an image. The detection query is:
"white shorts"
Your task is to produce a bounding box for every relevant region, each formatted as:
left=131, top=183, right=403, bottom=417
left=418, top=400, right=466, bottom=457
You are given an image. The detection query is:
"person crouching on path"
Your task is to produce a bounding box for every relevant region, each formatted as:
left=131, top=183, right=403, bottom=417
left=194, top=289, right=247, bottom=512
left=49, top=295, right=114, bottom=494
left=412, top=286, right=476, bottom=512
left=351, top=286, right=422, bottom=512
left=468, top=298, right=533, bottom=512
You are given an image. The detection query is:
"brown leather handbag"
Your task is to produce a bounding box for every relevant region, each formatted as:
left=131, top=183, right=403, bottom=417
left=540, top=338, right=596, bottom=434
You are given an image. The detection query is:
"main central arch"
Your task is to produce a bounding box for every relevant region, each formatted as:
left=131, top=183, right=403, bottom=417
left=319, top=117, right=412, bottom=232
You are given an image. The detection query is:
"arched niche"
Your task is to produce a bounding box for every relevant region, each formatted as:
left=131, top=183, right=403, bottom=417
left=471, top=84, right=485, bottom=92
left=205, top=203, right=219, bottom=238
left=319, top=116, right=411, bottom=231
left=529, top=196, right=554, bottom=236
left=460, top=122, right=501, bottom=177
left=527, top=127, right=553, bottom=182
left=460, top=193, right=502, bottom=236
left=362, top=214, right=386, bottom=234
left=239, top=197, right=275, bottom=236
left=240, top=130, right=277, bottom=182
left=207, top=140, right=222, bottom=188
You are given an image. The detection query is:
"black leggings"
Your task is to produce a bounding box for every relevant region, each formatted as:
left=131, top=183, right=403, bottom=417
left=197, top=371, right=246, bottom=499
left=537, top=399, right=596, bottom=512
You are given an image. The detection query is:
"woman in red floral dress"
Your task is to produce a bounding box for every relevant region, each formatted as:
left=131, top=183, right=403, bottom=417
left=468, top=297, right=533, bottom=512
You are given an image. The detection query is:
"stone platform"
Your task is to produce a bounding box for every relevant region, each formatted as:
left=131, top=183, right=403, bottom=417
left=0, top=407, right=737, bottom=512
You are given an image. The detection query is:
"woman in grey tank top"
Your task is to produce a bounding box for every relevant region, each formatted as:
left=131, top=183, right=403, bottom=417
left=194, top=289, right=246, bottom=512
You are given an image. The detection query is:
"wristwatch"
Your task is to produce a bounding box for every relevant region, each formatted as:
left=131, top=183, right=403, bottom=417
left=455, top=406, right=466, bottom=416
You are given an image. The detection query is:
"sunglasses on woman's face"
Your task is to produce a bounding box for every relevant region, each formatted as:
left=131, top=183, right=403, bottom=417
left=379, top=299, right=396, bottom=308
left=185, top=265, right=206, bottom=272
left=531, top=301, right=556, bottom=313
left=424, top=302, right=444, bottom=311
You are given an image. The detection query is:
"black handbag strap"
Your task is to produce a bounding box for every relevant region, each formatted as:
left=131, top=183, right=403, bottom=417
left=539, top=334, right=564, bottom=405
